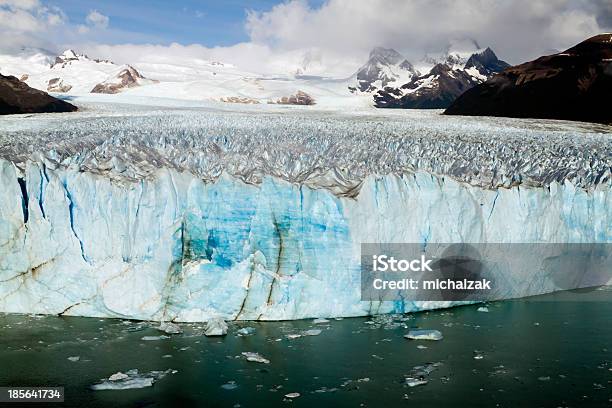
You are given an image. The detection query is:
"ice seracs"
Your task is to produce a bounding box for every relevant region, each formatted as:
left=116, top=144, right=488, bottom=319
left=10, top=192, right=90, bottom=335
left=0, top=105, right=610, bottom=322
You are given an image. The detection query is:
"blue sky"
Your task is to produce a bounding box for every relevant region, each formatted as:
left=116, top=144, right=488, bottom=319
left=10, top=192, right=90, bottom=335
left=49, top=0, right=325, bottom=46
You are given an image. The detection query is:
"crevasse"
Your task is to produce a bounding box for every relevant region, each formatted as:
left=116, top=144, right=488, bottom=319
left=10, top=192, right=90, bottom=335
left=0, top=158, right=609, bottom=321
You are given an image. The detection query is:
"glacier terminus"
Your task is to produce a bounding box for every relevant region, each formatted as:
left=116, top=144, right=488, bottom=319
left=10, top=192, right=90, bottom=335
left=0, top=99, right=611, bottom=322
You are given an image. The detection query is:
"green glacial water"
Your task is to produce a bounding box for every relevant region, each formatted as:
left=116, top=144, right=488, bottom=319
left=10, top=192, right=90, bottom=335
left=0, top=290, right=611, bottom=407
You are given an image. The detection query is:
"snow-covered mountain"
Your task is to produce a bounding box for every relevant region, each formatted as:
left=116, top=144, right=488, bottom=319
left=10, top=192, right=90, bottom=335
left=0, top=43, right=508, bottom=109
left=91, top=65, right=158, bottom=94
left=374, top=42, right=510, bottom=109
left=16, top=49, right=120, bottom=94
left=350, top=47, right=417, bottom=93
left=0, top=48, right=369, bottom=108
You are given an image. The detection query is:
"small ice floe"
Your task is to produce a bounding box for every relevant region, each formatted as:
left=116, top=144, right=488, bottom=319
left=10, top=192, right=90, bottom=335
left=91, top=369, right=175, bottom=390
left=404, top=362, right=441, bottom=387
left=162, top=354, right=172, bottom=358
left=412, top=362, right=441, bottom=377
left=313, top=318, right=330, bottom=324
left=477, top=306, right=489, bottom=313
left=286, top=334, right=302, bottom=340
left=404, top=329, right=443, bottom=341
left=67, top=356, right=80, bottom=362
left=538, top=376, right=551, bottom=381
left=303, top=329, right=321, bottom=336
left=473, top=351, right=484, bottom=360
left=357, top=378, right=370, bottom=383
left=242, top=352, right=269, bottom=364
left=205, top=318, right=228, bottom=336
left=141, top=335, right=170, bottom=341
left=314, top=387, right=338, bottom=393
left=221, top=381, right=238, bottom=390
left=284, top=392, right=300, bottom=399
left=109, top=372, right=129, bottom=381
left=417, top=345, right=428, bottom=350
left=236, top=327, right=256, bottom=336
left=158, top=321, right=182, bottom=334
left=405, top=378, right=428, bottom=387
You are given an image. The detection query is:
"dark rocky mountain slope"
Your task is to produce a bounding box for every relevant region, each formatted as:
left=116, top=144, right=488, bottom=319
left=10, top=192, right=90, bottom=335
left=0, top=74, right=77, bottom=115
left=445, top=34, right=612, bottom=124
left=375, top=47, right=509, bottom=109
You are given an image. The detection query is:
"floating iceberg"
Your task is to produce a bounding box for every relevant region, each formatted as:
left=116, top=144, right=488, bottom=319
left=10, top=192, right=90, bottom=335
left=404, top=330, right=444, bottom=341
left=91, top=369, right=174, bottom=390
left=158, top=321, right=182, bottom=334
left=204, top=318, right=228, bottom=336
left=0, top=102, right=610, bottom=321
left=242, top=352, right=269, bottom=364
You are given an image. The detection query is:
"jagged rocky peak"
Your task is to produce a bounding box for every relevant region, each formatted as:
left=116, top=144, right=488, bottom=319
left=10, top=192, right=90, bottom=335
left=353, top=47, right=417, bottom=93
left=52, top=49, right=113, bottom=68
left=369, top=47, right=405, bottom=65
left=91, top=65, right=156, bottom=94
left=52, top=49, right=83, bottom=67
left=464, top=47, right=510, bottom=76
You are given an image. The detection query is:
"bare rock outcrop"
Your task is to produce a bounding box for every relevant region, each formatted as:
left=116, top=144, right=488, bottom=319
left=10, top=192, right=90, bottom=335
left=0, top=73, right=77, bottom=114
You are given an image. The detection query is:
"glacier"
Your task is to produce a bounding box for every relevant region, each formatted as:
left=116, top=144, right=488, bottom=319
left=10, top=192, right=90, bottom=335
left=0, top=100, right=611, bottom=321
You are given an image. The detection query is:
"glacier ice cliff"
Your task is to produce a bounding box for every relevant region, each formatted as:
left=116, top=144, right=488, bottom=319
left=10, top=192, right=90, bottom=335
left=0, top=103, right=611, bottom=321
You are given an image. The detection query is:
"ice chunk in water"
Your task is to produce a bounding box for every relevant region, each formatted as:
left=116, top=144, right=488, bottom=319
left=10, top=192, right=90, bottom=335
left=141, top=335, right=170, bottom=341
left=67, top=356, right=80, bottom=362
left=477, top=307, right=489, bottom=313
left=92, top=369, right=174, bottom=390
left=236, top=327, right=256, bottom=336
left=303, top=329, right=322, bottom=336
left=404, top=330, right=443, bottom=341
left=108, top=372, right=128, bottom=381
left=313, top=318, right=330, bottom=324
left=221, top=381, right=238, bottom=390
left=205, top=318, right=228, bottom=336
left=242, top=352, right=270, bottom=364
left=158, top=321, right=182, bottom=334
left=405, top=378, right=428, bottom=387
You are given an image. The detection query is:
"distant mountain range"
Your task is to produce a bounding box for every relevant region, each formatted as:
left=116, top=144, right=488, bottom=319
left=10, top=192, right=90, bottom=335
left=445, top=33, right=612, bottom=124
left=2, top=36, right=609, bottom=122
left=353, top=41, right=510, bottom=109
left=0, top=49, right=326, bottom=107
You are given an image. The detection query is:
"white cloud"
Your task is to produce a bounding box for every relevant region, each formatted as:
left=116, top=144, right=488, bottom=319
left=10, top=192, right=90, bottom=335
left=0, top=0, right=65, bottom=52
left=2, top=0, right=611, bottom=78
left=85, top=10, right=109, bottom=29
left=245, top=0, right=609, bottom=65
left=0, top=0, right=40, bottom=10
